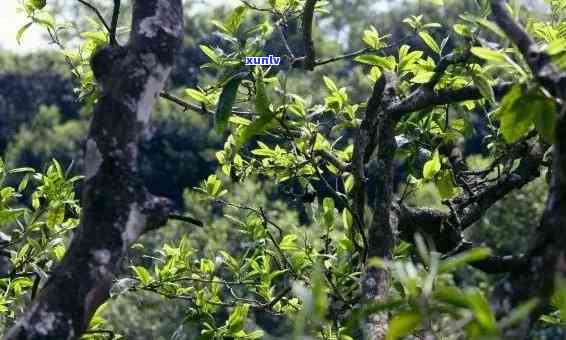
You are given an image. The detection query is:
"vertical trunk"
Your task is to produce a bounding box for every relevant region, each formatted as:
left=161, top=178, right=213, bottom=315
left=360, top=74, right=399, bottom=339
left=5, top=1, right=184, bottom=339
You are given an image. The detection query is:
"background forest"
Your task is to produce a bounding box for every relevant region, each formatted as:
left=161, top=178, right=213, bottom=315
left=0, top=0, right=564, bottom=339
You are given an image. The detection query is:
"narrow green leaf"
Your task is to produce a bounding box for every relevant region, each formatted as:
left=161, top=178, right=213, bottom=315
left=466, top=288, right=498, bottom=332
left=199, top=45, right=221, bottom=64
left=215, top=75, right=243, bottom=133
left=225, top=6, right=247, bottom=33
left=131, top=266, right=152, bottom=285
left=237, top=72, right=275, bottom=145
left=354, top=55, right=396, bottom=70
left=438, top=247, right=492, bottom=273
left=419, top=31, right=440, bottom=54
left=323, top=76, right=339, bottom=92
left=185, top=88, right=208, bottom=104
left=471, top=47, right=507, bottom=62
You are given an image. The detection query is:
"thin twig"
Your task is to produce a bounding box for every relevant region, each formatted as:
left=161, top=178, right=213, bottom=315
left=110, top=0, right=121, bottom=46
left=168, top=213, right=204, bottom=227
left=77, top=0, right=111, bottom=33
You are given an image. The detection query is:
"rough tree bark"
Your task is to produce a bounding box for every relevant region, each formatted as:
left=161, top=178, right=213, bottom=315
left=4, top=0, right=184, bottom=339
left=360, top=72, right=399, bottom=339
left=487, top=0, right=566, bottom=336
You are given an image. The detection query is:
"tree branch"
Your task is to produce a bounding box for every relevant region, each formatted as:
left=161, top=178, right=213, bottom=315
left=386, top=83, right=512, bottom=118
left=301, top=0, right=317, bottom=70
left=110, top=0, right=121, bottom=46
left=77, top=0, right=111, bottom=34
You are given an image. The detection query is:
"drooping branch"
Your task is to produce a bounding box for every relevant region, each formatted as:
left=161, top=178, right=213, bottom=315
left=5, top=1, right=184, bottom=339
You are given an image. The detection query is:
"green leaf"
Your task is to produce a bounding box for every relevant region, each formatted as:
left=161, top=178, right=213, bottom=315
left=245, top=330, right=265, bottom=339
left=534, top=98, right=558, bottom=142
left=386, top=311, right=422, bottom=340
left=434, top=286, right=470, bottom=308
left=470, top=47, right=507, bottom=62
left=215, top=75, right=243, bottom=133
left=237, top=71, right=276, bottom=145
left=323, top=76, right=339, bottom=92
left=453, top=23, right=472, bottom=37
left=472, top=73, right=495, bottom=103
left=199, top=45, right=221, bottom=64
left=499, top=87, right=556, bottom=143
left=46, top=206, right=65, bottom=228
left=438, top=247, right=492, bottom=273
left=342, top=208, right=353, bottom=230
left=131, top=266, right=152, bottom=285
left=28, top=0, right=47, bottom=9
left=185, top=88, right=208, bottom=104
left=322, top=197, right=335, bottom=228
left=423, top=149, right=441, bottom=180
left=354, top=55, right=396, bottom=70
left=279, top=234, right=298, bottom=251
left=436, top=169, right=457, bottom=199
left=547, top=38, right=566, bottom=55
left=410, top=71, right=435, bottom=84
left=362, top=26, right=387, bottom=49
left=466, top=288, right=498, bottom=332
left=16, top=22, right=33, bottom=45
left=475, top=17, right=506, bottom=38
left=418, top=31, right=440, bottom=54
left=80, top=31, right=107, bottom=44
left=225, top=6, right=248, bottom=33
left=226, top=304, right=249, bottom=332
left=33, top=11, right=55, bottom=29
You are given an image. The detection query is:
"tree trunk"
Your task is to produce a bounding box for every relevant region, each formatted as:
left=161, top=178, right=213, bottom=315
left=360, top=73, right=399, bottom=339
left=5, top=1, right=184, bottom=339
